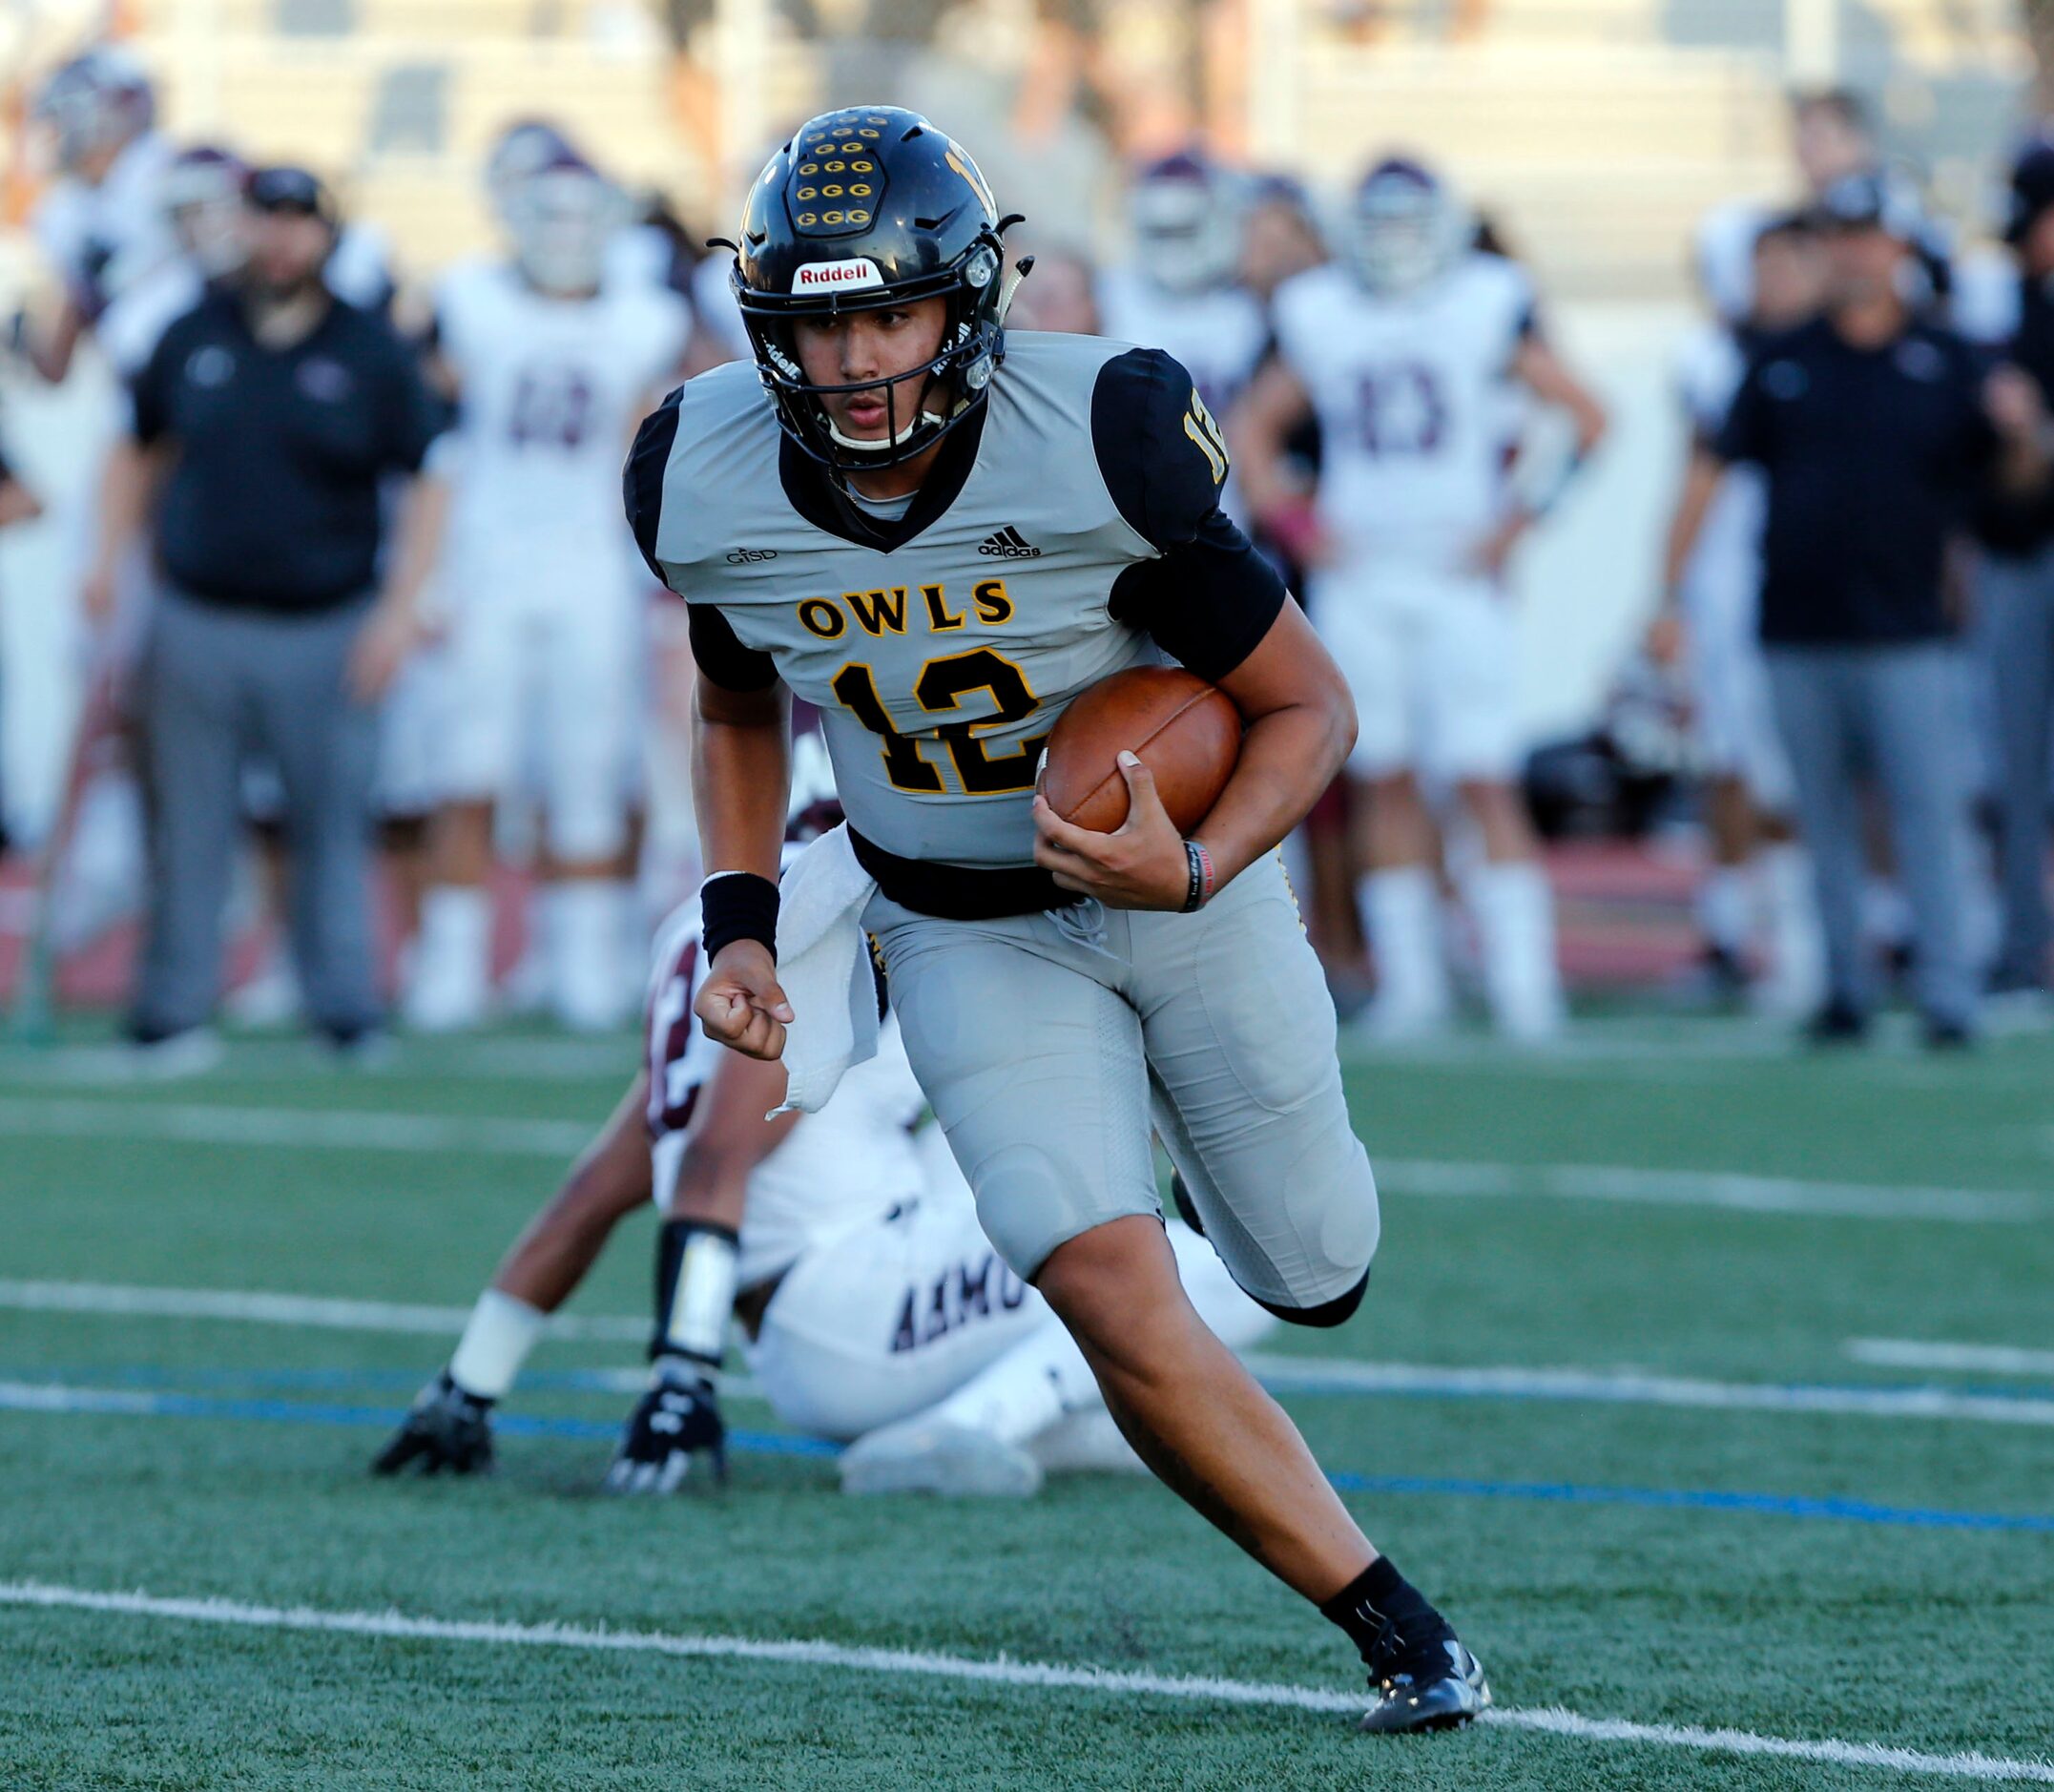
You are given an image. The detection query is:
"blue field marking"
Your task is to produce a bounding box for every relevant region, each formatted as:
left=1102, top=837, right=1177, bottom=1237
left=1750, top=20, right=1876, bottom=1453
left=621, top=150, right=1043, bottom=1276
left=22, top=1359, right=2054, bottom=1407
left=4, top=1377, right=2050, bottom=1532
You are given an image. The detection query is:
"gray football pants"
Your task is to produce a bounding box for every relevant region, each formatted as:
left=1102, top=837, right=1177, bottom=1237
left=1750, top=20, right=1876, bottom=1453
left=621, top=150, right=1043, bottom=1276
left=863, top=851, right=1380, bottom=1317
left=134, top=587, right=382, bottom=1038
left=1979, top=545, right=2054, bottom=987
left=1764, top=642, right=1979, bottom=1027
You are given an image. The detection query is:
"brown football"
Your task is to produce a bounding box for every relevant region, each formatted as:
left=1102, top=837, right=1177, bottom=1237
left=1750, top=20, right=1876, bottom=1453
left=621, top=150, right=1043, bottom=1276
left=1041, top=666, right=1242, bottom=834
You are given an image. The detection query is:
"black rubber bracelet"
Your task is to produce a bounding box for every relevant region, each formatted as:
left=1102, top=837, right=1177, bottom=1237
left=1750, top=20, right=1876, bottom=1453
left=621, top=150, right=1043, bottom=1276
left=700, top=871, right=779, bottom=964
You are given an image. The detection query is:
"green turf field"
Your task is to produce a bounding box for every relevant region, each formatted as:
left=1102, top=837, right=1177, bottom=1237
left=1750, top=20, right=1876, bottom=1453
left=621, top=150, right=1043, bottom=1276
left=2, top=1017, right=2051, bottom=1789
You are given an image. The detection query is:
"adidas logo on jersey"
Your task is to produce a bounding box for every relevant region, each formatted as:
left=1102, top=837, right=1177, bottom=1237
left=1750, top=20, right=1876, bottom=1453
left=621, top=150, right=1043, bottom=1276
left=977, top=526, right=1042, bottom=559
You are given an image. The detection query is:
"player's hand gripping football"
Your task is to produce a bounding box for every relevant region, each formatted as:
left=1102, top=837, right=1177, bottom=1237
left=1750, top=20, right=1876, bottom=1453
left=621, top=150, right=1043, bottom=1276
left=696, top=940, right=795, bottom=1060
left=1033, top=751, right=1192, bottom=911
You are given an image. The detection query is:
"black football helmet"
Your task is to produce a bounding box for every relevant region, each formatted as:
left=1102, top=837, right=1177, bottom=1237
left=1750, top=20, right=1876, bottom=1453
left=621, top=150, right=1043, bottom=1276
left=728, top=105, right=1020, bottom=474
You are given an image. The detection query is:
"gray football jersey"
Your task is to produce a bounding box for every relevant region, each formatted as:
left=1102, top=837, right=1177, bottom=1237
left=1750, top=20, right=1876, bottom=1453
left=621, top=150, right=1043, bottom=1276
left=630, top=329, right=1273, bottom=868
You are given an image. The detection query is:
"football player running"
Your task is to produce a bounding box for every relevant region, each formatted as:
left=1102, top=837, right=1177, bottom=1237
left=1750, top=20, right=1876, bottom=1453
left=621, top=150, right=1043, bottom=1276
left=1234, top=156, right=1608, bottom=1042
left=375, top=743, right=1275, bottom=1493
left=626, top=107, right=1488, bottom=1734
left=405, top=144, right=695, bottom=1033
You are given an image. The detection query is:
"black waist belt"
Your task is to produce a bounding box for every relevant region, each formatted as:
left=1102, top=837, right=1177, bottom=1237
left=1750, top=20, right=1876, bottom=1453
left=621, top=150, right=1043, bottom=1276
left=848, top=826, right=1082, bottom=921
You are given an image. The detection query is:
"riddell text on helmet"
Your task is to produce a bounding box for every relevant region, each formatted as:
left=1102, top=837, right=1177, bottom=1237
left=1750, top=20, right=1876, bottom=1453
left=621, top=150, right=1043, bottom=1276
left=792, top=258, right=884, bottom=292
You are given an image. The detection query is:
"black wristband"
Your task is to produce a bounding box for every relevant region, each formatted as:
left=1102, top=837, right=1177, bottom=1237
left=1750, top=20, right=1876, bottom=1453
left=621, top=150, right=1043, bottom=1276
left=700, top=872, right=779, bottom=964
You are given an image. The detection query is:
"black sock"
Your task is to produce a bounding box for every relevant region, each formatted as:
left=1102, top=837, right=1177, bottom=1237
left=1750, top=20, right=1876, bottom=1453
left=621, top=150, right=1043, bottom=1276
left=1319, top=1556, right=1453, bottom=1671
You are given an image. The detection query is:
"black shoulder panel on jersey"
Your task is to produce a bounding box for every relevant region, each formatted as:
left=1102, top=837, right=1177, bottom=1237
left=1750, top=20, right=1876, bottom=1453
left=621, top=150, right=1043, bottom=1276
left=1090, top=346, right=1230, bottom=552
left=1109, top=509, right=1287, bottom=684
left=624, top=385, right=685, bottom=585
left=686, top=603, right=779, bottom=693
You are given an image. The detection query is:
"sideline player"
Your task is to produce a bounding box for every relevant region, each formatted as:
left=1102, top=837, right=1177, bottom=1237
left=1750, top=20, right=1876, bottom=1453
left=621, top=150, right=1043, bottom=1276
left=18, top=48, right=175, bottom=385
left=374, top=746, right=1275, bottom=1491
left=627, top=106, right=1488, bottom=1733
left=1098, top=151, right=1267, bottom=522
left=1233, top=155, right=1608, bottom=1041
left=1646, top=215, right=1827, bottom=1012
left=404, top=147, right=693, bottom=1032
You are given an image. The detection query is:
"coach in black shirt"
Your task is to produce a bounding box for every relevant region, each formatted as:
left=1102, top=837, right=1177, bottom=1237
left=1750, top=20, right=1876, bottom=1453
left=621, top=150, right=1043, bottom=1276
left=88, top=166, right=445, bottom=1057
left=1975, top=136, right=2054, bottom=998
left=1674, top=170, right=2049, bottom=1043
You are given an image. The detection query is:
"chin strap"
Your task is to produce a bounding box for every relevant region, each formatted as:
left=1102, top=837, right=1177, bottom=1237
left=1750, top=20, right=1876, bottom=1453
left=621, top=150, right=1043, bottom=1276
left=823, top=405, right=949, bottom=454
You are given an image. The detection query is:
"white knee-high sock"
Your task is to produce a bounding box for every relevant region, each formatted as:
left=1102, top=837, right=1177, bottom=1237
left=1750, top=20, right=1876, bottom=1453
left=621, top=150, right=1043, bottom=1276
left=1468, top=860, right=1564, bottom=1041
left=1359, top=866, right=1451, bottom=1027
left=551, top=880, right=633, bottom=1031
left=407, top=886, right=492, bottom=1028
left=1695, top=865, right=1753, bottom=959
left=1757, top=842, right=1825, bottom=1015
left=924, top=1316, right=1101, bottom=1446
left=447, top=1289, right=546, bottom=1402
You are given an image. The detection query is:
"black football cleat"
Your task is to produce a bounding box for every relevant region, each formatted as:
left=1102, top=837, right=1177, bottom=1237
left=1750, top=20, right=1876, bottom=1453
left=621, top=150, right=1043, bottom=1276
left=1358, top=1638, right=1492, bottom=1735
left=371, top=1369, right=495, bottom=1477
left=604, top=1364, right=727, bottom=1495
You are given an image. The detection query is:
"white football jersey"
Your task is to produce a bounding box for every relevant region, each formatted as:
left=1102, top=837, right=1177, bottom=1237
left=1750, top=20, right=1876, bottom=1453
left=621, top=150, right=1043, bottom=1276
left=1673, top=322, right=1763, bottom=627
left=31, top=130, right=177, bottom=313
left=1096, top=267, right=1269, bottom=424
left=645, top=898, right=928, bottom=1288
left=1272, top=252, right=1535, bottom=572
left=434, top=259, right=692, bottom=589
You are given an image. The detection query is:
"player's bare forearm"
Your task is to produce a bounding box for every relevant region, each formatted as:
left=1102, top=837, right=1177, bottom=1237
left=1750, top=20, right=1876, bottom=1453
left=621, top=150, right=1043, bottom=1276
left=660, top=1051, right=798, bottom=1233
left=1198, top=602, right=1355, bottom=886
left=491, top=1073, right=655, bottom=1313
left=692, top=677, right=791, bottom=882
left=693, top=677, right=798, bottom=1057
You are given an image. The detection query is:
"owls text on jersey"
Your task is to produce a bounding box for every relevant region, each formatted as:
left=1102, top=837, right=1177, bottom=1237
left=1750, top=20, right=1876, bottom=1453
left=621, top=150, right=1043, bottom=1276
left=1270, top=252, right=1536, bottom=564
left=626, top=331, right=1286, bottom=881
left=644, top=898, right=927, bottom=1288
left=437, top=259, right=690, bottom=570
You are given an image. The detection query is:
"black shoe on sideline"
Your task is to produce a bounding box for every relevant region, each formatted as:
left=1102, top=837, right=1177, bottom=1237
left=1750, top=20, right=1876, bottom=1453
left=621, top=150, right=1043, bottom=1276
left=1804, top=998, right=1869, bottom=1046
left=1921, top=1015, right=1975, bottom=1052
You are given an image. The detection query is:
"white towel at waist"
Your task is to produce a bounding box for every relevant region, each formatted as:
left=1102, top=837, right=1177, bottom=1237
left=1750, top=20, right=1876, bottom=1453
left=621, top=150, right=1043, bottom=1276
left=768, top=823, right=881, bottom=1115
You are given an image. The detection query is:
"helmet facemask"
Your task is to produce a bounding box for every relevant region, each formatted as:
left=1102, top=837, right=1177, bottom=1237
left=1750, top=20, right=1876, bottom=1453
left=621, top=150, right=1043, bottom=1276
left=1131, top=172, right=1242, bottom=295
left=737, top=234, right=1007, bottom=476
left=1351, top=161, right=1466, bottom=296
left=509, top=164, right=619, bottom=297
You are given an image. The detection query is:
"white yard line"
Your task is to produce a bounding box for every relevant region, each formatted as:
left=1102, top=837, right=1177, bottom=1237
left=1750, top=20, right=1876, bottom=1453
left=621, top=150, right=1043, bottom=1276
left=1846, top=1340, right=2054, bottom=1379
left=1376, top=1158, right=2048, bottom=1223
left=1, top=1094, right=2042, bottom=1223
left=0, top=1280, right=645, bottom=1342
left=1242, top=1355, right=2054, bottom=1426
left=2, top=1581, right=2048, bottom=1782
left=5, top=1280, right=2053, bottom=1427
left=0, top=1098, right=594, bottom=1156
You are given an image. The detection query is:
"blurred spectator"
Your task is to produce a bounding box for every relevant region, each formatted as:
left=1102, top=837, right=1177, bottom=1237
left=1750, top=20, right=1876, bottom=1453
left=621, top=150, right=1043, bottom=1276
left=1972, top=135, right=2054, bottom=1002
left=1673, top=171, right=2051, bottom=1046
left=1649, top=214, right=1829, bottom=1014
left=84, top=166, right=446, bottom=1064
left=1239, top=175, right=1326, bottom=305
left=1008, top=243, right=1102, bottom=334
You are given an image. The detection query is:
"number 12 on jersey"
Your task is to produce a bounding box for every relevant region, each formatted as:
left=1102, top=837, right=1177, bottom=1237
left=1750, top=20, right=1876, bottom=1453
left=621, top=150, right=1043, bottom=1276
left=833, top=648, right=1047, bottom=794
